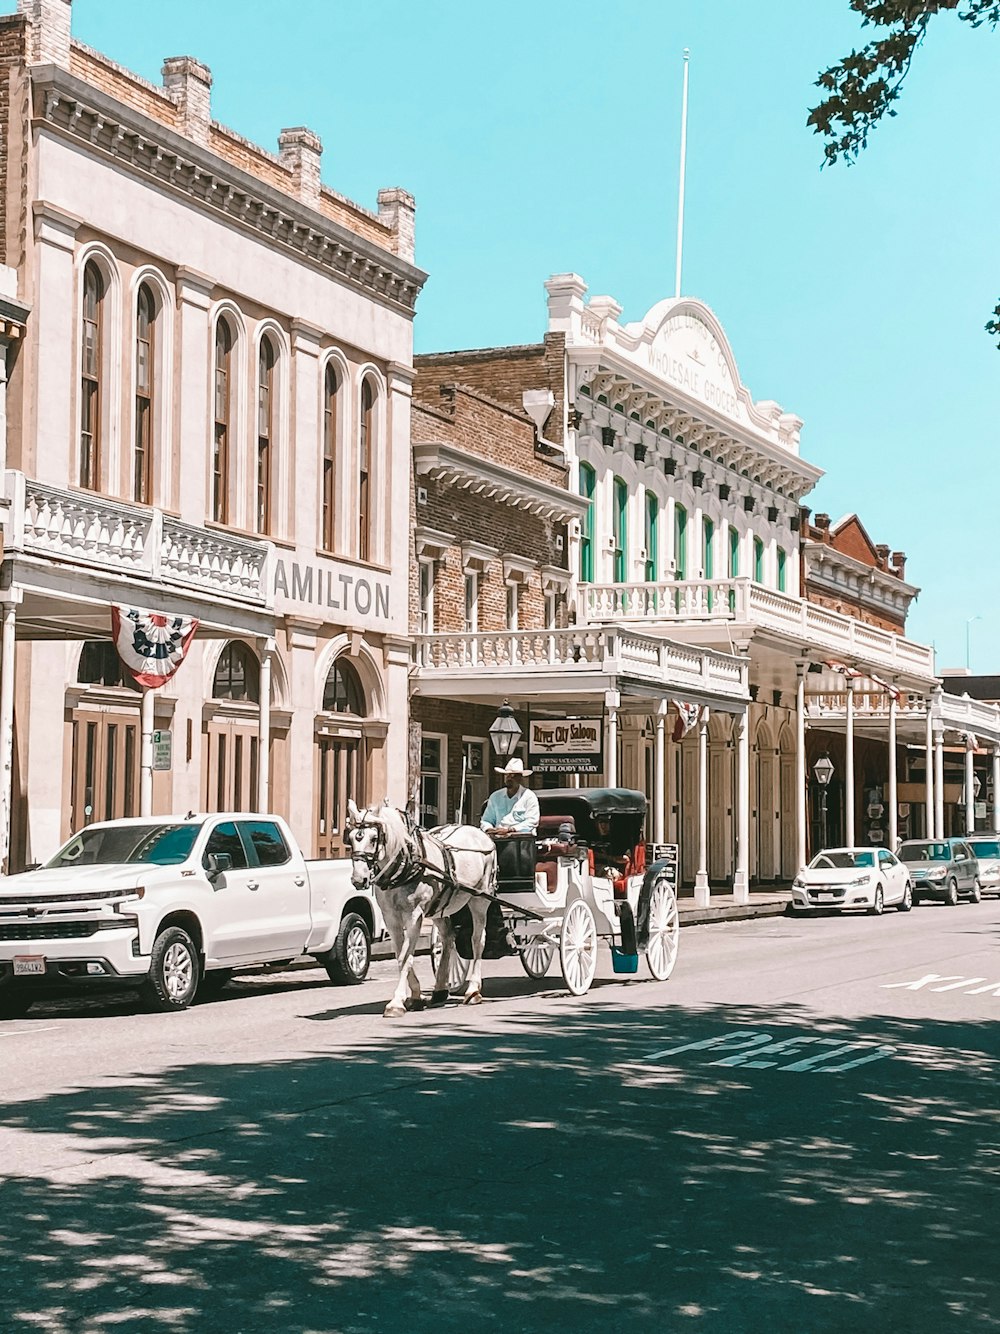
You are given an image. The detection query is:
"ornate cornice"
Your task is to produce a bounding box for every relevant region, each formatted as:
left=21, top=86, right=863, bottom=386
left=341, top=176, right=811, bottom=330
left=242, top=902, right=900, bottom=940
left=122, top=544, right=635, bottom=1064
left=413, top=441, right=590, bottom=525
left=30, top=66, right=428, bottom=317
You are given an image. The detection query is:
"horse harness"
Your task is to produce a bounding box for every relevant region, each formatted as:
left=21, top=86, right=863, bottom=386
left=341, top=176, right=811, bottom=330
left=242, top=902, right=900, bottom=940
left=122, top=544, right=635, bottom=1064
left=354, top=816, right=492, bottom=915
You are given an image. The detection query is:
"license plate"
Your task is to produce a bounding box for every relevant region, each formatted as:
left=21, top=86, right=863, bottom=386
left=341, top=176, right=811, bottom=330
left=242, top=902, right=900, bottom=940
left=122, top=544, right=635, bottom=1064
left=817, top=892, right=836, bottom=900
left=13, top=955, right=45, bottom=976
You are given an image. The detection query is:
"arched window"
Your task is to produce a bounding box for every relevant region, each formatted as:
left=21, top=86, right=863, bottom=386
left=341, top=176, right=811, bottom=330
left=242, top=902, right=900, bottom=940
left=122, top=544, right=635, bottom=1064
left=777, top=545, right=787, bottom=592
left=578, top=461, right=595, bottom=582
left=212, top=642, right=260, bottom=703
left=754, top=536, right=765, bottom=583
left=613, top=476, right=628, bottom=583
left=358, top=378, right=374, bottom=562
left=78, top=641, right=139, bottom=691
left=323, top=656, right=366, bottom=716
left=644, top=492, right=658, bottom=582
left=322, top=363, right=339, bottom=550
left=134, top=283, right=156, bottom=504
left=256, top=336, right=276, bottom=534
left=674, top=504, right=687, bottom=579
left=80, top=261, right=104, bottom=490
left=213, top=320, right=233, bottom=524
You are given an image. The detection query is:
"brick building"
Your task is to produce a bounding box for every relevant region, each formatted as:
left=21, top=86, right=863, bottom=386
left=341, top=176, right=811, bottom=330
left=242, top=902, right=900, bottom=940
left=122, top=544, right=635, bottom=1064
left=0, top=0, right=425, bottom=867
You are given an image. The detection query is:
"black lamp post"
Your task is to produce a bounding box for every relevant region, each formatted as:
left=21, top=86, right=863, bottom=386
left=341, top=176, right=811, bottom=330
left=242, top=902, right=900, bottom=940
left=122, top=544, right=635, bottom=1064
left=489, top=699, right=522, bottom=759
left=813, top=753, right=835, bottom=850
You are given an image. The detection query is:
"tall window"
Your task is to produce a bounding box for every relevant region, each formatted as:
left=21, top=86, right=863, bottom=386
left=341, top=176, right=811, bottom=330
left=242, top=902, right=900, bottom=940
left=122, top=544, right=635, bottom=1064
left=256, top=336, right=276, bottom=534
left=729, top=526, right=740, bottom=577
left=578, top=462, right=596, bottom=582
left=703, top=517, right=715, bottom=579
left=506, top=583, right=519, bottom=631
left=674, top=504, right=687, bottom=579
left=777, top=545, right=787, bottom=592
left=213, top=642, right=260, bottom=702
left=754, top=536, right=765, bottom=583
left=464, top=572, right=479, bottom=634
left=418, top=559, right=435, bottom=634
left=322, top=363, right=339, bottom=550
left=213, top=321, right=232, bottom=524
left=133, top=283, right=155, bottom=504
left=323, top=656, right=366, bottom=715
left=613, top=476, right=628, bottom=583
left=80, top=262, right=104, bottom=491
left=644, top=493, right=658, bottom=582
left=359, top=378, right=374, bottom=562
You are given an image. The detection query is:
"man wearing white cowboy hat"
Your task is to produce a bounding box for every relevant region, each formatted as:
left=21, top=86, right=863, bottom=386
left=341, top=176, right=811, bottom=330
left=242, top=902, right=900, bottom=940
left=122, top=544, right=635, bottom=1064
left=480, top=756, right=540, bottom=837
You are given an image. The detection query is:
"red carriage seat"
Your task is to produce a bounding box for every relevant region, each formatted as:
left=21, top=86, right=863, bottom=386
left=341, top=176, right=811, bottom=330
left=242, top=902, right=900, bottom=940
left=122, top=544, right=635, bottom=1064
left=535, top=815, right=577, bottom=893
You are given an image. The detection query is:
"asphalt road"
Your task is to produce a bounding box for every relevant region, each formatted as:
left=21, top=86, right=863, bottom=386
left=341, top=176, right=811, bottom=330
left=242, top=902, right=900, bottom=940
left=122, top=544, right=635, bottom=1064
left=2, top=897, right=999, bottom=1334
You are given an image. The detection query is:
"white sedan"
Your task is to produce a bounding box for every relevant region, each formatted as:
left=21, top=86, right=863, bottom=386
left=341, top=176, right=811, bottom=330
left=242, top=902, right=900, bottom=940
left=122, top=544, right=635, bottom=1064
left=791, top=847, right=912, bottom=915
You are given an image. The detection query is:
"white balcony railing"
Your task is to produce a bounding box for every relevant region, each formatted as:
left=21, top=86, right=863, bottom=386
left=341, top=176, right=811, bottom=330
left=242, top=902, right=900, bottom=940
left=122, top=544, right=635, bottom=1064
left=580, top=578, right=936, bottom=679
left=413, top=627, right=748, bottom=700
left=806, top=691, right=1000, bottom=744
left=5, top=472, right=272, bottom=607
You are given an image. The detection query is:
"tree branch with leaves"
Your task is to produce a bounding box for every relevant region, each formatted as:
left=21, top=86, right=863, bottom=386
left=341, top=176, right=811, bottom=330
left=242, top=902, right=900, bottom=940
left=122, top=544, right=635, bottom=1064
left=808, top=0, right=1000, bottom=346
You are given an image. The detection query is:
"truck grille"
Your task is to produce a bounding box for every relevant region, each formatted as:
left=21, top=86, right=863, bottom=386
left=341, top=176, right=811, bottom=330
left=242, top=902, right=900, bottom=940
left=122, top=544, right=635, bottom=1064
left=0, top=921, right=101, bottom=941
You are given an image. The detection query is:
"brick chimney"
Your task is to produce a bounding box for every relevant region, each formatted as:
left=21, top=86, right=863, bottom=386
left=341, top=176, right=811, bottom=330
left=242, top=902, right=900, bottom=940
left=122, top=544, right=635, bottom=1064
left=18, top=0, right=72, bottom=67
left=377, top=188, right=416, bottom=263
left=875, top=543, right=890, bottom=570
left=278, top=127, right=322, bottom=207
left=891, top=550, right=906, bottom=579
left=814, top=513, right=831, bottom=542
left=162, top=56, right=213, bottom=145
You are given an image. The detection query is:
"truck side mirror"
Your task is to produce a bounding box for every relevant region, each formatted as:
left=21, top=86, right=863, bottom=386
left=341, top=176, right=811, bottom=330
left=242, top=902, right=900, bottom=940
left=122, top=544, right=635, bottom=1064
left=206, top=852, right=233, bottom=881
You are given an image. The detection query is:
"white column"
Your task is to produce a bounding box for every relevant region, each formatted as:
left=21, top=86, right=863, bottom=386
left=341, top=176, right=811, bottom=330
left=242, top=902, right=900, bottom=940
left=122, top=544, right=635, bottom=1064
left=964, top=739, right=975, bottom=837
left=924, top=701, right=934, bottom=839
left=845, top=680, right=855, bottom=846
left=992, top=747, right=1000, bottom=836
left=605, top=689, right=619, bottom=787
left=733, top=706, right=750, bottom=903
left=888, top=693, right=898, bottom=849
left=0, top=598, right=19, bottom=872
left=139, top=687, right=155, bottom=816
left=795, top=661, right=807, bottom=869
left=934, top=729, right=945, bottom=839
left=694, top=708, right=710, bottom=906
left=257, top=639, right=273, bottom=812
left=654, top=699, right=667, bottom=844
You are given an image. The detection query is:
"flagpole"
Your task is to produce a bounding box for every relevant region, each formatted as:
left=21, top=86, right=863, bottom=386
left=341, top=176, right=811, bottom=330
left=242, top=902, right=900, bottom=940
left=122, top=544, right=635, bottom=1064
left=674, top=47, right=690, bottom=299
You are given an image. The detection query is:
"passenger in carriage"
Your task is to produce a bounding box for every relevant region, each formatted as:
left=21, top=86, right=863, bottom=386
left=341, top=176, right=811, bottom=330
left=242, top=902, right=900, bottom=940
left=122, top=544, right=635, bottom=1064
left=480, top=757, right=540, bottom=837
left=589, top=813, right=629, bottom=878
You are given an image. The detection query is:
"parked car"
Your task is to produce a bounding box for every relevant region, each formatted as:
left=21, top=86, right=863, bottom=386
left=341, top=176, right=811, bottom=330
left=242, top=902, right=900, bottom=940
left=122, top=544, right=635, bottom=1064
left=897, top=838, right=981, bottom=905
left=791, top=846, right=912, bottom=915
left=965, top=837, right=1000, bottom=897
left=0, top=814, right=384, bottom=1018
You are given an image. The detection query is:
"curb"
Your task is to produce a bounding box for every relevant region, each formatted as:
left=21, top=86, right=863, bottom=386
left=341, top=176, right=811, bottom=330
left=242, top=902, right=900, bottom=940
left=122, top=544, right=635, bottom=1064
left=679, top=900, right=790, bottom=927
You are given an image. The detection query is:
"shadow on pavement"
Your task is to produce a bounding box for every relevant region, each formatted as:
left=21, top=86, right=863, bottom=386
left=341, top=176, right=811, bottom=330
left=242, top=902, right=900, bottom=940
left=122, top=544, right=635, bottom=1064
left=1, top=995, right=998, bottom=1333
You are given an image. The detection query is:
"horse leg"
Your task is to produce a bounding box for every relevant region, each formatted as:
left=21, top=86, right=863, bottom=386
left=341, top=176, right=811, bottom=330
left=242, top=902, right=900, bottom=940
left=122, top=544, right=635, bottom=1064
left=380, top=905, right=424, bottom=1018
left=462, top=899, right=490, bottom=1005
left=429, top=916, right=457, bottom=1006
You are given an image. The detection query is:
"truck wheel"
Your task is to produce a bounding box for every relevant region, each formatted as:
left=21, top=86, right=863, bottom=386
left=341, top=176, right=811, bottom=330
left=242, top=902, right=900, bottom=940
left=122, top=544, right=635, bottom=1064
left=0, top=992, right=33, bottom=1019
left=325, top=913, right=371, bottom=985
left=143, top=926, right=200, bottom=1012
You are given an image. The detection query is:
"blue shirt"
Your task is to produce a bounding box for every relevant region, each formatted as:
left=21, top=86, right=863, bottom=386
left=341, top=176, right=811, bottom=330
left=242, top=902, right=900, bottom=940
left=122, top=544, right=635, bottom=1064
left=480, top=784, right=540, bottom=834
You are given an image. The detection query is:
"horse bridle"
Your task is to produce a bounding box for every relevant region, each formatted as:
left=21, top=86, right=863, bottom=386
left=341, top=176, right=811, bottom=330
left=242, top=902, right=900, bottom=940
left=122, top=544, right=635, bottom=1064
left=350, top=813, right=422, bottom=890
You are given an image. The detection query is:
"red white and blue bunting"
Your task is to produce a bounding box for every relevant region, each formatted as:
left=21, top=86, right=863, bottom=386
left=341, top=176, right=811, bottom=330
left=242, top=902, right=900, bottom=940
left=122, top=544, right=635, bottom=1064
left=671, top=700, right=704, bottom=742
left=111, top=605, right=198, bottom=689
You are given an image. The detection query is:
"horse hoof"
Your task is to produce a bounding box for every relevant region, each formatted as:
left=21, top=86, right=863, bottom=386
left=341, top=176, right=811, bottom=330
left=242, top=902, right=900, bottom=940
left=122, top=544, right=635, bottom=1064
left=403, top=996, right=425, bottom=1012
left=429, top=990, right=449, bottom=1007
left=383, top=1003, right=407, bottom=1019
left=463, top=990, right=483, bottom=1006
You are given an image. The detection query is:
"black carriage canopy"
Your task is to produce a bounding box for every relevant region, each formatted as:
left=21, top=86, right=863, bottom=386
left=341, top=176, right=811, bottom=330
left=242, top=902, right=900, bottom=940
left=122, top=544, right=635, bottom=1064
left=537, top=787, right=648, bottom=854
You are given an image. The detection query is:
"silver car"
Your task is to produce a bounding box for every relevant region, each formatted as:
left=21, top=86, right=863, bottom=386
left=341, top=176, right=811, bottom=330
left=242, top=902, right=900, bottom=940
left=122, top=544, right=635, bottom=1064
left=966, top=837, right=1000, bottom=897
left=897, top=839, right=981, bottom=906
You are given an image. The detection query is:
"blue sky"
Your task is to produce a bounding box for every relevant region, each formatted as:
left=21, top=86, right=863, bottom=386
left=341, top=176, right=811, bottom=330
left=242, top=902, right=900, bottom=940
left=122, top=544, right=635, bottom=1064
left=6, top=1, right=998, bottom=670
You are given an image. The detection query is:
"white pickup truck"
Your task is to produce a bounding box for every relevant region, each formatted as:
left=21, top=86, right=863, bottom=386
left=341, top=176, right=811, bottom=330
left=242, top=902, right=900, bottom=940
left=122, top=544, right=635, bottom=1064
left=0, top=813, right=381, bottom=1018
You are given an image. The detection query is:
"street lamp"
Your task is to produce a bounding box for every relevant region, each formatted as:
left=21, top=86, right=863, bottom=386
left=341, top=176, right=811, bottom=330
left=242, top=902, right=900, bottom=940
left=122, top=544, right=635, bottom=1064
left=813, top=753, right=835, bottom=851
left=489, top=699, right=522, bottom=759
left=966, top=615, right=982, bottom=671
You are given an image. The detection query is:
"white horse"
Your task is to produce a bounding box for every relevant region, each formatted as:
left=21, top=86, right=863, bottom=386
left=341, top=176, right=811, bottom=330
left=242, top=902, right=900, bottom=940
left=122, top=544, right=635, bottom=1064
left=346, top=799, right=497, bottom=1018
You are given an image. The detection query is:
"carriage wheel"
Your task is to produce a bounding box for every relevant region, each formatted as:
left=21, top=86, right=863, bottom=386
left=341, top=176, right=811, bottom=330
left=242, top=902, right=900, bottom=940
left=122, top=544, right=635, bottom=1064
left=429, top=925, right=470, bottom=992
left=559, top=899, right=598, bottom=996
left=519, top=938, right=555, bottom=979
left=645, top=876, right=680, bottom=982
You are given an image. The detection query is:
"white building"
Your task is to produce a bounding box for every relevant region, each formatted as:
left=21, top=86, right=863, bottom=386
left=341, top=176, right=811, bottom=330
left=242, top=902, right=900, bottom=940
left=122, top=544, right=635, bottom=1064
left=0, top=0, right=425, bottom=868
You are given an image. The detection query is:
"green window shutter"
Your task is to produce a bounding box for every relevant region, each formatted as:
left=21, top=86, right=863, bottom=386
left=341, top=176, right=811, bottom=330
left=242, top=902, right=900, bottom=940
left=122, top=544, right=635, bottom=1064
left=753, top=537, right=764, bottom=583
left=703, top=517, right=714, bottom=579
left=777, top=546, right=787, bottom=592
left=613, top=477, right=628, bottom=583
left=729, top=527, right=739, bottom=577
left=579, top=463, right=595, bottom=583
left=674, top=504, right=687, bottom=579
left=645, top=493, right=658, bottom=582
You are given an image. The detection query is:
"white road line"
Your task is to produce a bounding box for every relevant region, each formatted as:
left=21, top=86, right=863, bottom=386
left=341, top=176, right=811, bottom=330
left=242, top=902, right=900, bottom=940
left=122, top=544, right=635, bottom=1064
left=0, top=1026, right=58, bottom=1038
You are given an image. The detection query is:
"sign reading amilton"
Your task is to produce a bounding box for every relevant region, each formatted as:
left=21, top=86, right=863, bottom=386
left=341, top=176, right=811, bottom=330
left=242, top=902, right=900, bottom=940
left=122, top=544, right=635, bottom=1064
left=273, top=555, right=391, bottom=625
left=529, top=717, right=603, bottom=774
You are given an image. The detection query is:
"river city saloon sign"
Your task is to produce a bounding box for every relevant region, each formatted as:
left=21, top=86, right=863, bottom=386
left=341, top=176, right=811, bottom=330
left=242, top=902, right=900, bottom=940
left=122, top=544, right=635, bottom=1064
left=272, top=553, right=392, bottom=630
left=529, top=717, right=603, bottom=775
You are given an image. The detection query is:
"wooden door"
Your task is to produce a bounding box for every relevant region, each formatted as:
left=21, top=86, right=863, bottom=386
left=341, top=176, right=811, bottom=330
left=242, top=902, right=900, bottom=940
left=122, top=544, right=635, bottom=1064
left=70, top=709, right=140, bottom=831
left=758, top=751, right=776, bottom=880
left=315, top=736, right=363, bottom=858
left=780, top=755, right=797, bottom=879
left=205, top=720, right=259, bottom=813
